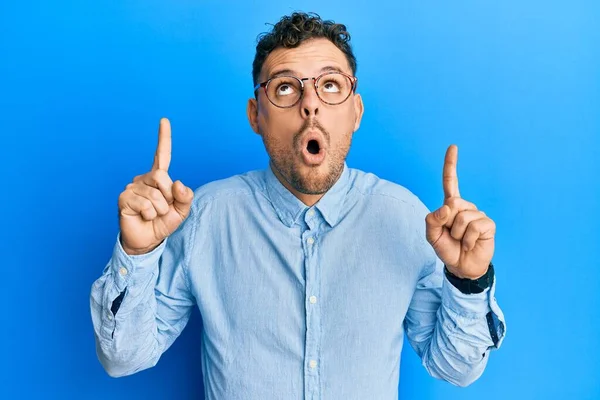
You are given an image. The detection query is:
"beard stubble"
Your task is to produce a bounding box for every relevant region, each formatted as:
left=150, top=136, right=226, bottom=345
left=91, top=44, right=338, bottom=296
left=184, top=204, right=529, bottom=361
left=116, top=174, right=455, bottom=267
left=262, top=119, right=353, bottom=195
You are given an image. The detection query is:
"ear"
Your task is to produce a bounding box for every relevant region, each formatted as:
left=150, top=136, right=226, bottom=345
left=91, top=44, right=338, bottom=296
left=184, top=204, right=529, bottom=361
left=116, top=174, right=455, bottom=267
left=353, top=93, right=364, bottom=132
left=247, top=97, right=260, bottom=134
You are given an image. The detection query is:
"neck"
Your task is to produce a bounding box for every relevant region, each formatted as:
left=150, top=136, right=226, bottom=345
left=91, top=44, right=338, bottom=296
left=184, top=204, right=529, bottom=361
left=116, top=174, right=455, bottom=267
left=269, top=162, right=326, bottom=207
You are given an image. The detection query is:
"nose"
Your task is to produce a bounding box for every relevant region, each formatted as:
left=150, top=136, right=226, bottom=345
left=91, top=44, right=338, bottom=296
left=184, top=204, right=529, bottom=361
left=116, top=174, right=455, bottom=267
left=299, top=78, right=319, bottom=118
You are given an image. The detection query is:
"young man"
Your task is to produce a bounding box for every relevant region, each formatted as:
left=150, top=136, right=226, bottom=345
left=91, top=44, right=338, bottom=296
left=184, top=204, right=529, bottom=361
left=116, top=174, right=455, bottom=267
left=91, top=12, right=506, bottom=399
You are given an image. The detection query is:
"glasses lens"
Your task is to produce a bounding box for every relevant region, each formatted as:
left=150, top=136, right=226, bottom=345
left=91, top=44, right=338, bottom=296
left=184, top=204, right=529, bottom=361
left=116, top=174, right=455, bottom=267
left=317, top=73, right=353, bottom=105
left=266, top=77, right=302, bottom=107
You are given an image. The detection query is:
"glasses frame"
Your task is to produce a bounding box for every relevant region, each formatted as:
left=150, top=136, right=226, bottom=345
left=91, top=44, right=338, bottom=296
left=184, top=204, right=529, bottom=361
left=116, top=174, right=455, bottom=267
left=253, top=71, right=358, bottom=108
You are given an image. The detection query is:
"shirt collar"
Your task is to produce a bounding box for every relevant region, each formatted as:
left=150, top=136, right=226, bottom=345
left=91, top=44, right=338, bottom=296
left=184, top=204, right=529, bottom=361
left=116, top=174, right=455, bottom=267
left=264, top=162, right=351, bottom=228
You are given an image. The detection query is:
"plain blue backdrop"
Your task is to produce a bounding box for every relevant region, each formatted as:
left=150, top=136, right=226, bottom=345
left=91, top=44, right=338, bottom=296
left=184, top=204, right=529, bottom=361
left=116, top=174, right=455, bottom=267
left=2, top=1, right=598, bottom=399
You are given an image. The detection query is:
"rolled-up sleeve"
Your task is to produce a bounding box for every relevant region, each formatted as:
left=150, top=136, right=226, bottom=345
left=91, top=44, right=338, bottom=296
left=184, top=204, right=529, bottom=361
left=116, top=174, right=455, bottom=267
left=404, top=250, right=506, bottom=387
left=404, top=195, right=507, bottom=387
left=90, top=206, right=197, bottom=378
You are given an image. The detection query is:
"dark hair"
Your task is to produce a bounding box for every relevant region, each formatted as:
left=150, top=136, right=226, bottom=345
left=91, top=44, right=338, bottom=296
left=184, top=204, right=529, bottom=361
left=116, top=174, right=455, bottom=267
left=252, top=12, right=357, bottom=86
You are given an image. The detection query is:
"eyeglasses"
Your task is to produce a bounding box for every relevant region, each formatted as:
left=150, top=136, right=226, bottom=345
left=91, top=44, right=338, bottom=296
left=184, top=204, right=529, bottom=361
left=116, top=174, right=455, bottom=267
left=254, top=71, right=358, bottom=108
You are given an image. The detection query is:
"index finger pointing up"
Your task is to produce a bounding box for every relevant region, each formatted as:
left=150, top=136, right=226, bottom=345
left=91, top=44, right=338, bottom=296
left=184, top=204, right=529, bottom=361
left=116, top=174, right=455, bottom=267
left=152, top=117, right=172, bottom=171
left=443, top=144, right=461, bottom=199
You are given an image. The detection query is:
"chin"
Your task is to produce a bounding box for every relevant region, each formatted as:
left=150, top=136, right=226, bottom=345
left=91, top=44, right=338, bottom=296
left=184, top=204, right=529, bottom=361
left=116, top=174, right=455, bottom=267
left=290, top=161, right=338, bottom=194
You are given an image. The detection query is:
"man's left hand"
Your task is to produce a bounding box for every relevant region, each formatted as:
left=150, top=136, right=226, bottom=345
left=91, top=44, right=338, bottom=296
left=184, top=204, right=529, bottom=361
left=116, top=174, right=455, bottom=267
left=425, top=145, right=495, bottom=279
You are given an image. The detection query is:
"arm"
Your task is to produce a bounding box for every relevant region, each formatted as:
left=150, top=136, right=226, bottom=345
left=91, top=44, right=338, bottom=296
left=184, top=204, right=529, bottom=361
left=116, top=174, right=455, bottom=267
left=89, top=211, right=196, bottom=378
left=404, top=252, right=506, bottom=387
left=404, top=144, right=506, bottom=386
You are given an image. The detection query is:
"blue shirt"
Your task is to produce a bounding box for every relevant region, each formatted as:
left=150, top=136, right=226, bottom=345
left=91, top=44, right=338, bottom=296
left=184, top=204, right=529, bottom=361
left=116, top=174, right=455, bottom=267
left=90, top=162, right=506, bottom=399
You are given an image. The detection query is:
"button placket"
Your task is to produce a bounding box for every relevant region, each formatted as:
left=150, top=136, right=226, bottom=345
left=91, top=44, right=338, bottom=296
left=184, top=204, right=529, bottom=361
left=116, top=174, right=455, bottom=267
left=302, top=213, right=322, bottom=398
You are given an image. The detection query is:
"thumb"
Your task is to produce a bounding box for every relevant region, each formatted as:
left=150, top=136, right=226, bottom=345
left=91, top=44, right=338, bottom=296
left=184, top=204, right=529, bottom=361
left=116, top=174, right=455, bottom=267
left=425, top=204, right=449, bottom=244
left=172, top=180, right=194, bottom=218
left=434, top=204, right=449, bottom=222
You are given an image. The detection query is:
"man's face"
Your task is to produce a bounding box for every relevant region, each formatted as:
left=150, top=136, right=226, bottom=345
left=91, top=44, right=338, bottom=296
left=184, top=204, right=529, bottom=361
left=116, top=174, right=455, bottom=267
left=248, top=38, right=364, bottom=198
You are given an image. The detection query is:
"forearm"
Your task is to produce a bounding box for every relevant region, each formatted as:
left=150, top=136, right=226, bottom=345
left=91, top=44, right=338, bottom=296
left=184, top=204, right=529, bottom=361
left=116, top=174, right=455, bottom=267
left=420, top=276, right=505, bottom=387
left=90, top=233, right=185, bottom=377
left=90, top=271, right=161, bottom=377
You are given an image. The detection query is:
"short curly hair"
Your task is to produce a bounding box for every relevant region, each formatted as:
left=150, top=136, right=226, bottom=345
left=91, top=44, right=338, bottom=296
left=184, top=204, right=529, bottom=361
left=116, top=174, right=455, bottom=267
left=252, top=12, right=357, bottom=86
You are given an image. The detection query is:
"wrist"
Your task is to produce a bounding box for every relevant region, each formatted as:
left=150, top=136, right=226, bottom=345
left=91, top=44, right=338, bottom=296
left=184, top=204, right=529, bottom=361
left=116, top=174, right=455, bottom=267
left=120, top=237, right=163, bottom=256
left=444, top=262, right=495, bottom=295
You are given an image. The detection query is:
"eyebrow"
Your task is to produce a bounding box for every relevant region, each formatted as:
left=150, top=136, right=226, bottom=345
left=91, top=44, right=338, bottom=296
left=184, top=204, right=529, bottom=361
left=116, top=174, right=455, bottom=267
left=267, top=65, right=346, bottom=80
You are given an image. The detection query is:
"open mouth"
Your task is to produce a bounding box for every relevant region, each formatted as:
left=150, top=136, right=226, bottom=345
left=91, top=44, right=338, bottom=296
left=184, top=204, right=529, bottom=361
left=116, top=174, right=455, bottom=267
left=307, top=139, right=320, bottom=155
left=300, top=136, right=326, bottom=165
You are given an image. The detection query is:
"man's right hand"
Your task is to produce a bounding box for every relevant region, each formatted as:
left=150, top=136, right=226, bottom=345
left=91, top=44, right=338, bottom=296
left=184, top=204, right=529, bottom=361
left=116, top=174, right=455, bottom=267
left=118, top=118, right=194, bottom=255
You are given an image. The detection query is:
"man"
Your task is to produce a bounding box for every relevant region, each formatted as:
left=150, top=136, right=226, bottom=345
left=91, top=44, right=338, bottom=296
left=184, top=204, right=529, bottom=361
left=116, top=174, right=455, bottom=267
left=90, top=11, right=506, bottom=399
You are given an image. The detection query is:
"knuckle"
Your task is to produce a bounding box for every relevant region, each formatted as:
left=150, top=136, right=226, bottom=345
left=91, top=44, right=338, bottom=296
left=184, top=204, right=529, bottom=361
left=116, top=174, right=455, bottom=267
left=118, top=193, right=127, bottom=208
left=466, top=222, right=477, bottom=233
left=141, top=198, right=153, bottom=210
left=474, top=217, right=484, bottom=226
left=150, top=188, right=164, bottom=202
left=145, top=175, right=158, bottom=187
left=151, top=173, right=165, bottom=187
left=141, top=210, right=154, bottom=220
left=119, top=188, right=132, bottom=201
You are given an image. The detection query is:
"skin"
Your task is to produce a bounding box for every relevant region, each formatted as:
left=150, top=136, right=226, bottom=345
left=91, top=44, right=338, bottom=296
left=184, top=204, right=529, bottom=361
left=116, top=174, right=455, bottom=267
left=118, top=118, right=194, bottom=255
left=247, top=37, right=364, bottom=206
left=425, top=145, right=496, bottom=279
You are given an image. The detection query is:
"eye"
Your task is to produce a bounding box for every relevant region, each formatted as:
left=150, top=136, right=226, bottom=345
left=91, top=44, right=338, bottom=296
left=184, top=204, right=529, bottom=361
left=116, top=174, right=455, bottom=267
left=275, top=81, right=297, bottom=96
left=322, top=80, right=341, bottom=93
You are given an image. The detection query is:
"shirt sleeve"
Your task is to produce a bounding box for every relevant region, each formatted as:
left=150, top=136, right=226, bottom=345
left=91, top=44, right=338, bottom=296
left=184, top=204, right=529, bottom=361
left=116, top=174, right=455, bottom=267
left=403, top=198, right=507, bottom=387
left=89, top=206, right=197, bottom=378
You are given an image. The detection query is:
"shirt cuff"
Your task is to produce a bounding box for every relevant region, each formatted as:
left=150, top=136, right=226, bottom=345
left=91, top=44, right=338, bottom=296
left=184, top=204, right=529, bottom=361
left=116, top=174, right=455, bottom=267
left=442, top=273, right=493, bottom=319
left=442, top=273, right=507, bottom=348
left=109, top=232, right=168, bottom=292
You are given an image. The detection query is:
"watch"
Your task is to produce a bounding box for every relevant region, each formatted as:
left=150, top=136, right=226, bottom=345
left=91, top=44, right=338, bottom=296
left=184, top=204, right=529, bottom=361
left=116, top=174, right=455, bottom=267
left=444, top=262, right=495, bottom=295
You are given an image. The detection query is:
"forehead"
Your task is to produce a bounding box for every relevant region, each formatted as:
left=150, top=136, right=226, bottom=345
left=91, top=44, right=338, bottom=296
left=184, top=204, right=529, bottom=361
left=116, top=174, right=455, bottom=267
left=261, top=38, right=352, bottom=80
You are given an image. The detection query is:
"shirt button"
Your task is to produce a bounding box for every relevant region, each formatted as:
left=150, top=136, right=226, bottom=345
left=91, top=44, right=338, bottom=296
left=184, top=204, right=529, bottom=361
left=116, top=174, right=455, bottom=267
left=119, top=267, right=128, bottom=276
left=309, top=296, right=317, bottom=304
left=307, top=237, right=314, bottom=245
left=309, top=360, right=317, bottom=369
left=307, top=209, right=315, bottom=217
left=107, top=312, right=113, bottom=320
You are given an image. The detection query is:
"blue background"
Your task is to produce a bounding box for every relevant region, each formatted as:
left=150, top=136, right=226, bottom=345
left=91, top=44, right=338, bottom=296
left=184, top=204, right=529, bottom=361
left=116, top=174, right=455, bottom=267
left=2, top=1, right=598, bottom=399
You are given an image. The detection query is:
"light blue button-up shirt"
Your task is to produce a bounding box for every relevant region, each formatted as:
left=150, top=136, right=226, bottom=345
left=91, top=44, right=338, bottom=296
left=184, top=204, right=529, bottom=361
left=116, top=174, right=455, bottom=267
left=90, top=162, right=506, bottom=399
